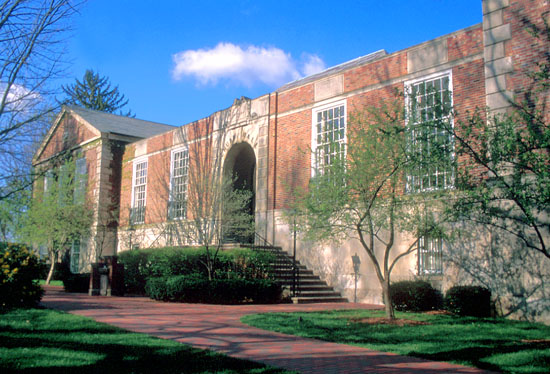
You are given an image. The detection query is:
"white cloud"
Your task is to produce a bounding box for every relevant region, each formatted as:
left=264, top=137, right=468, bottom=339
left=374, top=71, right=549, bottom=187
left=301, top=54, right=326, bottom=77
left=0, top=83, right=41, bottom=112
left=171, top=42, right=325, bottom=87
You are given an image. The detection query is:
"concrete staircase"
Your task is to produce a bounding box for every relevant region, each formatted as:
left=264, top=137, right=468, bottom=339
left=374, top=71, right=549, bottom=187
left=254, top=245, right=348, bottom=304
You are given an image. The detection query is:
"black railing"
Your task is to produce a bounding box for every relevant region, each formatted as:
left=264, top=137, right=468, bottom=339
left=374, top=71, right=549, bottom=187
left=250, top=232, right=300, bottom=297
left=129, top=206, right=145, bottom=225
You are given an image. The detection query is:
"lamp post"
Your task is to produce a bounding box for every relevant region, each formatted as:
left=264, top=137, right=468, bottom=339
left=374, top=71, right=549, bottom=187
left=292, top=211, right=297, bottom=297
left=351, top=253, right=361, bottom=303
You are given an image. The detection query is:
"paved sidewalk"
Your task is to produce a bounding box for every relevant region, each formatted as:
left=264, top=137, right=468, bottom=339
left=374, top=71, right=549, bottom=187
left=41, top=286, right=493, bottom=374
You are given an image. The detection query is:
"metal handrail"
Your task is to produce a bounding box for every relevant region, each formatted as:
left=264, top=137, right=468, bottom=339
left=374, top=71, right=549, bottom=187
left=250, top=232, right=300, bottom=297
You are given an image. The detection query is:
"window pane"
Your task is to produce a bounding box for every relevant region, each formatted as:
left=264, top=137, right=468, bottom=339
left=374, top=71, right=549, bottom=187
left=169, top=149, right=189, bottom=220
left=406, top=73, right=454, bottom=193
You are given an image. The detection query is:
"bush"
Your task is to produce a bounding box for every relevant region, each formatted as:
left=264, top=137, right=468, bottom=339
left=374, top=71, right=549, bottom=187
left=0, top=243, right=44, bottom=309
left=445, top=285, right=492, bottom=317
left=62, top=273, right=90, bottom=293
left=119, top=246, right=276, bottom=295
left=56, top=253, right=90, bottom=293
left=145, top=275, right=282, bottom=304
left=390, top=280, right=443, bottom=312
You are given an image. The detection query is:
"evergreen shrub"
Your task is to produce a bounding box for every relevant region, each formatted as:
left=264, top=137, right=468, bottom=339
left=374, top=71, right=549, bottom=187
left=445, top=285, right=492, bottom=317
left=389, top=280, right=443, bottom=312
left=145, top=275, right=281, bottom=304
left=57, top=254, right=90, bottom=293
left=0, top=243, right=44, bottom=308
left=119, top=247, right=276, bottom=295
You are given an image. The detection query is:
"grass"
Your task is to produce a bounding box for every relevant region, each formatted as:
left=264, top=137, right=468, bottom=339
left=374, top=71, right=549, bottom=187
left=241, top=309, right=550, bottom=374
left=0, top=308, right=293, bottom=374
left=38, top=280, right=63, bottom=286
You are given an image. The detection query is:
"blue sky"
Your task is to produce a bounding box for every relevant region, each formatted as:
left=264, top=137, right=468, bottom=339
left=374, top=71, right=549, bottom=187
left=64, top=0, right=482, bottom=126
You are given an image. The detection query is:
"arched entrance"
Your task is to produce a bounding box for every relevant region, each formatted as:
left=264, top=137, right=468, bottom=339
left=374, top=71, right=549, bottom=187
left=223, top=142, right=256, bottom=243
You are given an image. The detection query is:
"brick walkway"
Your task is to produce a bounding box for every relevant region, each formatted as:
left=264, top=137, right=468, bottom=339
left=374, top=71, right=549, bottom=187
left=41, top=286, right=493, bottom=374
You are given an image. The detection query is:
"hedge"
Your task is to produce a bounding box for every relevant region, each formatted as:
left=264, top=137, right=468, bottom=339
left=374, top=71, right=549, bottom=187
left=445, top=285, right=492, bottom=317
left=389, top=280, right=443, bottom=312
left=145, top=275, right=282, bottom=304
left=118, top=246, right=276, bottom=295
left=0, top=243, right=44, bottom=308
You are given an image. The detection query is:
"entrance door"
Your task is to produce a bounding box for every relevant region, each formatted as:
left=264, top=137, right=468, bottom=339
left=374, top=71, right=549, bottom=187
left=223, top=142, right=256, bottom=243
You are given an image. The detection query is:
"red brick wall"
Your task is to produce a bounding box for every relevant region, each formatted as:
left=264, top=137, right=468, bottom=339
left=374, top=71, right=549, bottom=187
left=504, top=0, right=549, bottom=107
left=37, top=113, right=97, bottom=162
left=345, top=54, right=407, bottom=92
left=147, top=131, right=173, bottom=154
left=448, top=27, right=483, bottom=62
left=271, top=110, right=312, bottom=210
left=277, top=84, right=314, bottom=113
left=146, top=151, right=170, bottom=224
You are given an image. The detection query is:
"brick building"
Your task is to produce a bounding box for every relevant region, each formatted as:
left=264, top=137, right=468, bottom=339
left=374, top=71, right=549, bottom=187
left=34, top=0, right=549, bottom=320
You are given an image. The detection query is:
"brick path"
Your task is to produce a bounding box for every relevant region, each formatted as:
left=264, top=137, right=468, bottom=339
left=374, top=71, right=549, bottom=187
left=41, top=286, right=493, bottom=374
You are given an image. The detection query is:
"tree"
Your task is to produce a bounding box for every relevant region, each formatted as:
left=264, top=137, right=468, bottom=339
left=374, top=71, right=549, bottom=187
left=447, top=19, right=549, bottom=261
left=0, top=176, right=29, bottom=241
left=150, top=117, right=254, bottom=280
left=0, top=0, right=81, bottom=200
left=20, top=158, right=93, bottom=284
left=60, top=69, right=133, bottom=116
left=292, top=98, right=447, bottom=319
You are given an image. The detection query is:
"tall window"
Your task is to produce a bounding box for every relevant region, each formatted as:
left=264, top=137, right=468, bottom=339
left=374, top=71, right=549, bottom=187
left=44, top=170, right=54, bottom=194
left=168, top=148, right=189, bottom=220
left=312, top=101, right=346, bottom=175
left=131, top=159, right=147, bottom=224
left=418, top=236, right=443, bottom=275
left=406, top=72, right=454, bottom=193
left=70, top=239, right=81, bottom=273
left=74, top=157, right=87, bottom=203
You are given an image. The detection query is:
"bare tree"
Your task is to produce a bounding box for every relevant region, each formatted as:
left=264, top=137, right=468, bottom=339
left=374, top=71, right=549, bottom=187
left=151, top=115, right=253, bottom=280
left=0, top=0, right=81, bottom=200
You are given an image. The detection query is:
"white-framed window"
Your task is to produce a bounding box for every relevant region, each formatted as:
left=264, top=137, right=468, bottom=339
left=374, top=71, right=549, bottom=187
left=405, top=71, right=454, bottom=193
left=168, top=147, right=189, bottom=220
left=418, top=236, right=443, bottom=275
left=74, top=157, right=87, bottom=203
left=311, top=99, right=347, bottom=175
left=131, top=158, right=148, bottom=224
left=70, top=239, right=81, bottom=273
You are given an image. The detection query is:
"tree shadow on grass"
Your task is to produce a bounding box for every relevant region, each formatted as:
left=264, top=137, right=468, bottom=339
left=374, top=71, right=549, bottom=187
left=0, top=311, right=291, bottom=374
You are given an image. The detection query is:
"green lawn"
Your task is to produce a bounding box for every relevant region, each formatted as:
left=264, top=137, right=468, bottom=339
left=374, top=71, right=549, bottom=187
left=0, top=308, right=293, bottom=374
left=242, top=309, right=550, bottom=374
left=38, top=280, right=63, bottom=286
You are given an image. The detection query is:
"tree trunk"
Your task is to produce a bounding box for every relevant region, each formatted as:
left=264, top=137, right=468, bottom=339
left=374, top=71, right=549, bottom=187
left=45, top=252, right=56, bottom=285
left=381, top=280, right=395, bottom=320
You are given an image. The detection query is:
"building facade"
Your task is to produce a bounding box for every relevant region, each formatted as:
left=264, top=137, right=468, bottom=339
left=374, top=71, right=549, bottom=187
left=34, top=0, right=550, bottom=321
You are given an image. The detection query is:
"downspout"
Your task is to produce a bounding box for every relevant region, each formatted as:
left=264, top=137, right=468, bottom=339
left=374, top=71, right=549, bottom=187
left=265, top=93, right=271, bottom=242
left=271, top=91, right=279, bottom=244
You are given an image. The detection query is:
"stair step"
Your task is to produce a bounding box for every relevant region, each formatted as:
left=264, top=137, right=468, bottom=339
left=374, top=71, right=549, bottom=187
left=272, top=269, right=313, bottom=276
left=249, top=243, right=347, bottom=304
left=276, top=274, right=320, bottom=281
left=278, top=281, right=327, bottom=287
left=292, top=296, right=348, bottom=304
left=295, top=290, right=343, bottom=297
left=290, top=285, right=335, bottom=292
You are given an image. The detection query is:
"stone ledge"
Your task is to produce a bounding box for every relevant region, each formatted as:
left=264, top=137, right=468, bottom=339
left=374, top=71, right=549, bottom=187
left=484, top=23, right=511, bottom=46
left=482, top=0, right=509, bottom=15
left=484, top=42, right=505, bottom=62
left=484, top=56, right=513, bottom=77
